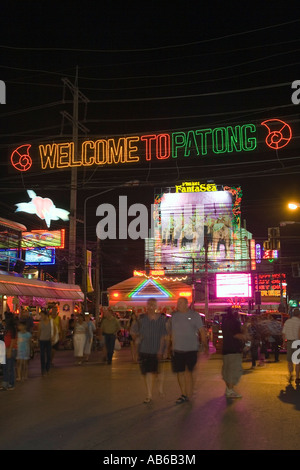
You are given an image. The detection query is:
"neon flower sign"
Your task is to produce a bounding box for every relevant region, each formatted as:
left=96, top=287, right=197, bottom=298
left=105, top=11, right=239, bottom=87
left=15, top=190, right=69, bottom=228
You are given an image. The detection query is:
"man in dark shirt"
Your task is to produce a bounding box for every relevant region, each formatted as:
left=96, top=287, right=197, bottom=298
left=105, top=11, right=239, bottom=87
left=131, top=298, right=169, bottom=404
left=221, top=308, right=249, bottom=398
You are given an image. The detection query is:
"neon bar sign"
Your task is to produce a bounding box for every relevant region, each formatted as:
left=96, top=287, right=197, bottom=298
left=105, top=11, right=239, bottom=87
left=175, top=182, right=217, bottom=192
left=10, top=119, right=292, bottom=172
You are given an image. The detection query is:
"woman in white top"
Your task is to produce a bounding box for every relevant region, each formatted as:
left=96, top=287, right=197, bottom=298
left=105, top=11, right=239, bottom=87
left=73, top=315, right=88, bottom=364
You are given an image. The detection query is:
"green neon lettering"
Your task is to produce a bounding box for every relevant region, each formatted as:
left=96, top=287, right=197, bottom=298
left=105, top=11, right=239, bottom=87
left=184, top=130, right=199, bottom=157
left=171, top=132, right=186, bottom=158
left=195, top=129, right=211, bottom=155
left=227, top=125, right=242, bottom=152
left=242, top=124, right=257, bottom=151
left=212, top=127, right=227, bottom=154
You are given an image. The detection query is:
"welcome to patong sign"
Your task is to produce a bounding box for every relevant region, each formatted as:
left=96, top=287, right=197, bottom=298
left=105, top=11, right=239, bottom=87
left=10, top=119, right=292, bottom=172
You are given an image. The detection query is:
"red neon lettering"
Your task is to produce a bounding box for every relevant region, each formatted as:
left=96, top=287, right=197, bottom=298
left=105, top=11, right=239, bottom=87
left=141, top=135, right=156, bottom=161
left=156, top=134, right=170, bottom=160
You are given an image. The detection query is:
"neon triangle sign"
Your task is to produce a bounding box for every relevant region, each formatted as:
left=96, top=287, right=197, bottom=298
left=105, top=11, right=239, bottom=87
left=128, top=278, right=172, bottom=299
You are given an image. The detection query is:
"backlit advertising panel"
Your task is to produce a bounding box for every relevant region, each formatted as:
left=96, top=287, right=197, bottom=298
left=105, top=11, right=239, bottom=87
left=216, top=273, right=252, bottom=298
left=25, top=248, right=56, bottom=265
left=146, top=183, right=252, bottom=273
left=21, top=229, right=65, bottom=249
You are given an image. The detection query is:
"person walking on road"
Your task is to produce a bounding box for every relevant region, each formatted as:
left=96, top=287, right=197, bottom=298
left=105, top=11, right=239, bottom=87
left=282, top=308, right=300, bottom=383
left=221, top=308, right=249, bottom=398
left=99, top=308, right=121, bottom=365
left=131, top=298, right=169, bottom=403
left=171, top=297, right=208, bottom=404
left=38, top=309, right=56, bottom=376
left=50, top=306, right=61, bottom=365
left=84, top=314, right=96, bottom=362
left=73, top=314, right=88, bottom=365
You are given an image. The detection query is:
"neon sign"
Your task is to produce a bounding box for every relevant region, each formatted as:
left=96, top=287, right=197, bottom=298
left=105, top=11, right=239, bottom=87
left=11, top=144, right=32, bottom=172
left=10, top=119, right=292, bottom=172
left=175, top=182, right=217, bottom=193
left=261, top=119, right=292, bottom=150
left=128, top=278, right=173, bottom=299
left=263, top=249, right=279, bottom=260
left=255, top=273, right=286, bottom=297
left=15, top=190, right=69, bottom=228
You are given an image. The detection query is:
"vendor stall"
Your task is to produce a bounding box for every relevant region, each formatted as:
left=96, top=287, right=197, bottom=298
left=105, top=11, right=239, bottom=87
left=107, top=270, right=192, bottom=312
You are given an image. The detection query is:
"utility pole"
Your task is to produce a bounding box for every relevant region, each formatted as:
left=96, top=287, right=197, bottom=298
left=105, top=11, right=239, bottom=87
left=95, top=238, right=101, bottom=321
left=204, top=235, right=209, bottom=318
left=61, top=69, right=89, bottom=286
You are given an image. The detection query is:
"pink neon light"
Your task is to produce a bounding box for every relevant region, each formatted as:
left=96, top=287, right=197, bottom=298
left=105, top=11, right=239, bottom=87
left=216, top=273, right=252, bottom=298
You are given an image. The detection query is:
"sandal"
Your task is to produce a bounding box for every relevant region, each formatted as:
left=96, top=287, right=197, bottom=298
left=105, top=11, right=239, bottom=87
left=175, top=395, right=188, bottom=404
left=143, top=397, right=152, bottom=404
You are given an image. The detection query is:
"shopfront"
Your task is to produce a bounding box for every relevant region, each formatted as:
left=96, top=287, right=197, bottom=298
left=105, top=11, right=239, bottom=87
left=0, top=271, right=84, bottom=318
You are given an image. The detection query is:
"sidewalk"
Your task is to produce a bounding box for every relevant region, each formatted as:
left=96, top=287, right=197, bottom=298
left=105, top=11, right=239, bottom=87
left=0, top=345, right=300, bottom=451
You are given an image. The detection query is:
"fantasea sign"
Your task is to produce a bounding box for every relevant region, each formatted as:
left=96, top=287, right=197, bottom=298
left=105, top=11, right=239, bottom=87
left=10, top=119, right=292, bottom=172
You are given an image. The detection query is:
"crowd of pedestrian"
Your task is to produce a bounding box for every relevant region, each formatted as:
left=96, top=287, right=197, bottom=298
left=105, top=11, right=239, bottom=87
left=1, top=301, right=299, bottom=405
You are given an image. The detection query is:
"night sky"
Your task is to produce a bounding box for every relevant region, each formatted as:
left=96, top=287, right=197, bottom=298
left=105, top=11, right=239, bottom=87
left=0, top=1, right=299, bottom=288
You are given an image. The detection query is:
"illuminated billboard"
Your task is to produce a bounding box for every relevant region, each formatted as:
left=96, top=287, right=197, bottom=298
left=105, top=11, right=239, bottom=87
left=24, top=248, right=56, bottom=265
left=21, top=229, right=65, bottom=249
left=146, top=183, right=252, bottom=273
left=216, top=273, right=252, bottom=298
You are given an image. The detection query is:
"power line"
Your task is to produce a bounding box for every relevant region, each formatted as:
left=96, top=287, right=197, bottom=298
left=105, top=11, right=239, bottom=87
left=0, top=18, right=298, bottom=52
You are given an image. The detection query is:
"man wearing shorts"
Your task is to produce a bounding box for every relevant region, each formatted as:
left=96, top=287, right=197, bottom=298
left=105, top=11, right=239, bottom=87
left=132, top=298, right=169, bottom=404
left=282, top=308, right=300, bottom=383
left=171, top=297, right=208, bottom=404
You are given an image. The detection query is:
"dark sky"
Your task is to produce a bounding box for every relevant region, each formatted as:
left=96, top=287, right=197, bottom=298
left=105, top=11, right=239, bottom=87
left=0, top=1, right=300, bottom=287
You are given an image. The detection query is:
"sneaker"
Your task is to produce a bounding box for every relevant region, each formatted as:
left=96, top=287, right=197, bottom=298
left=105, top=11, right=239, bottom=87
left=175, top=395, right=189, bottom=404
left=7, top=386, right=15, bottom=391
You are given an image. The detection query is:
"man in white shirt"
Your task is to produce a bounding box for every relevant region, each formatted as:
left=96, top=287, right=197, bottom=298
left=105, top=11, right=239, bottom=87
left=171, top=297, right=208, bottom=404
left=282, top=309, right=300, bottom=383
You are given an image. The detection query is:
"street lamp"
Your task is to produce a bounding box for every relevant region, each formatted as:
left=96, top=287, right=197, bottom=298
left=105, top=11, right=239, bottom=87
left=288, top=202, right=300, bottom=210
left=83, top=180, right=139, bottom=313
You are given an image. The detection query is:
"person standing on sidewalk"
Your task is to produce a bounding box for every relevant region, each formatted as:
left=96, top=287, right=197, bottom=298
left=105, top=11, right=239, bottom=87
left=221, top=308, right=249, bottom=398
left=282, top=308, right=300, bottom=383
left=0, top=313, right=17, bottom=391
left=99, top=309, right=121, bottom=364
left=131, top=298, right=169, bottom=403
left=171, top=297, right=208, bottom=404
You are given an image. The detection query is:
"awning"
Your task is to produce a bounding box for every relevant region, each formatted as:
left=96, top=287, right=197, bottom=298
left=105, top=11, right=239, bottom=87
left=0, top=273, right=84, bottom=301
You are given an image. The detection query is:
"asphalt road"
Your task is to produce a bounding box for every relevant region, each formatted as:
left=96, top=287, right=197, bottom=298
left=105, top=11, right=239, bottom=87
left=0, top=344, right=299, bottom=453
